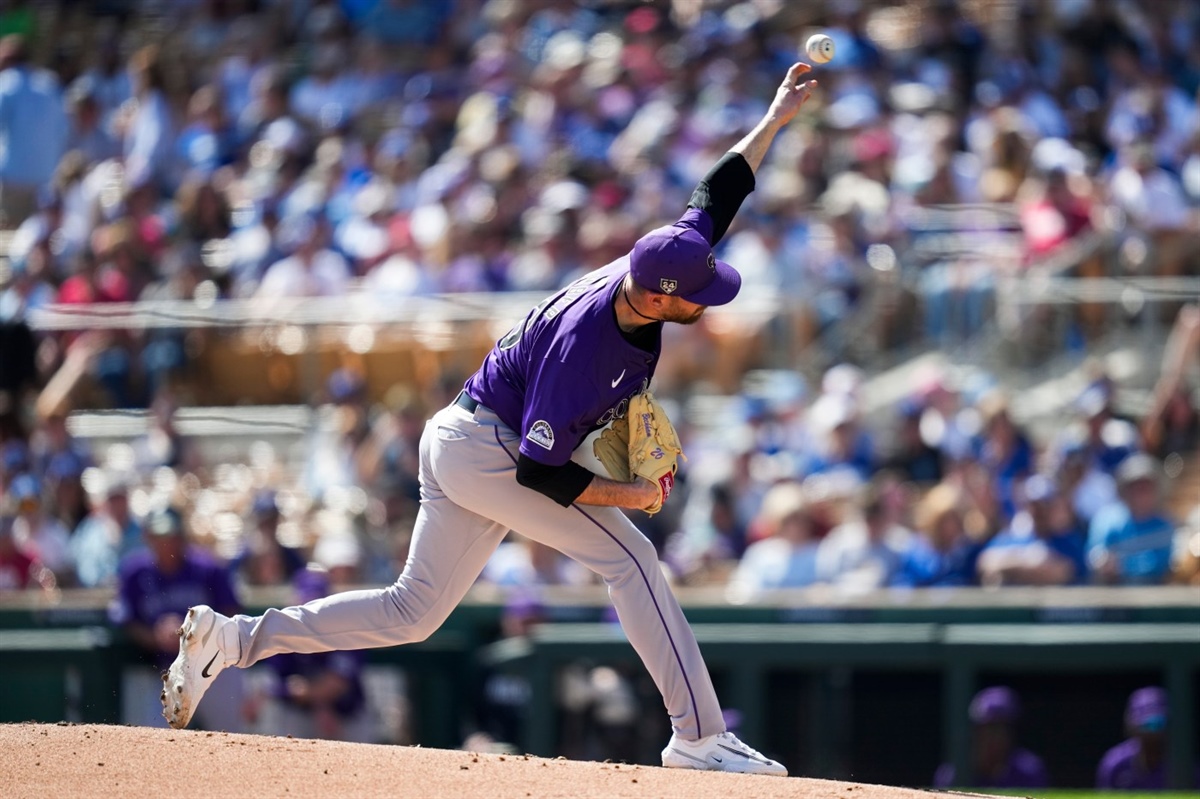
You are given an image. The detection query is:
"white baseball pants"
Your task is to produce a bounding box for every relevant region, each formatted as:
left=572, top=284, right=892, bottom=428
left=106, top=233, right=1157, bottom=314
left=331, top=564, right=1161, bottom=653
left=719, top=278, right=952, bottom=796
left=229, top=401, right=725, bottom=740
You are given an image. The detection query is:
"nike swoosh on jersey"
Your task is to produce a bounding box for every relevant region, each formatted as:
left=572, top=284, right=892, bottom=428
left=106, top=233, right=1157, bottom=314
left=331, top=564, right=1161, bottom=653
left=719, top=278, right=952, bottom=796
left=611, top=370, right=626, bottom=388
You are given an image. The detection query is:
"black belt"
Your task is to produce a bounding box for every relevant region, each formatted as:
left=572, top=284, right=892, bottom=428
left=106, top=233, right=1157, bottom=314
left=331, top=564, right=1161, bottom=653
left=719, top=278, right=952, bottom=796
left=453, top=391, right=480, bottom=413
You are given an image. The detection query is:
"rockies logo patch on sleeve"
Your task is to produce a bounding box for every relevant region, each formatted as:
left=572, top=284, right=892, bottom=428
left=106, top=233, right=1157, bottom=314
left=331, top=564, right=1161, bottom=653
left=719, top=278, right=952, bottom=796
left=526, top=420, right=555, bottom=450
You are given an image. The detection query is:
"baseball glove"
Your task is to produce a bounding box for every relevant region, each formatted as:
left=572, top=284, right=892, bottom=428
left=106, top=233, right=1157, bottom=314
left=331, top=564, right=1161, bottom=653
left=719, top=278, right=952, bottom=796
left=592, top=414, right=631, bottom=482
left=592, top=391, right=684, bottom=514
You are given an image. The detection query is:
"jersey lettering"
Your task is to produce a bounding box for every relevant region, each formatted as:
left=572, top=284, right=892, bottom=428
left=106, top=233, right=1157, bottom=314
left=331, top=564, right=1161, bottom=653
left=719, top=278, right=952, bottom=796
left=497, top=271, right=608, bottom=351
left=596, top=379, right=650, bottom=426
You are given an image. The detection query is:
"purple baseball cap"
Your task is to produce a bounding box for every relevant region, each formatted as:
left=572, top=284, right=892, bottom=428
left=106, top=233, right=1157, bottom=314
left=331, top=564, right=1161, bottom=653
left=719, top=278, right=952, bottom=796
left=629, top=211, right=741, bottom=306
left=1126, top=687, right=1168, bottom=732
left=969, top=686, right=1020, bottom=725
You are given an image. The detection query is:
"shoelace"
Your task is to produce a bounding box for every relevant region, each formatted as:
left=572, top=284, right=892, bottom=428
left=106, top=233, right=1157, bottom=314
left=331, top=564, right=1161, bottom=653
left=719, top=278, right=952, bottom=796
left=717, top=733, right=772, bottom=761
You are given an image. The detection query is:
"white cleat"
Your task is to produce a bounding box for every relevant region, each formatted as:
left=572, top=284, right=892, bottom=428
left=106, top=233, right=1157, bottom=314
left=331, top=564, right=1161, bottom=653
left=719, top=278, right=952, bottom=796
left=161, top=605, right=236, bottom=729
left=662, top=730, right=788, bottom=776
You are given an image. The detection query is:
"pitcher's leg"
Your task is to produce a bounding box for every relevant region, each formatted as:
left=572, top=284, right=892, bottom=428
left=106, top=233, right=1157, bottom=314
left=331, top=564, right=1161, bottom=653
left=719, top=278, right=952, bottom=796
left=435, top=424, right=724, bottom=741
left=234, top=492, right=507, bottom=667
left=539, top=504, right=725, bottom=740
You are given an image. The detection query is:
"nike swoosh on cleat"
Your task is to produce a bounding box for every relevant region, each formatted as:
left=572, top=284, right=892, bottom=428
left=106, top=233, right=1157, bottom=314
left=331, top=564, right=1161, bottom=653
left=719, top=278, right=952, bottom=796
left=718, top=743, right=771, bottom=763
left=201, top=652, right=219, bottom=679
left=611, top=370, right=625, bottom=388
left=711, top=756, right=722, bottom=763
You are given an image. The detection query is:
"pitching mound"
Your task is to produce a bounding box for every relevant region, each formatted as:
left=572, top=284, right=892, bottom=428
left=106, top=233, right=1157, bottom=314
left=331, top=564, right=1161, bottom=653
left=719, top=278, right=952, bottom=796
left=2, top=723, right=954, bottom=799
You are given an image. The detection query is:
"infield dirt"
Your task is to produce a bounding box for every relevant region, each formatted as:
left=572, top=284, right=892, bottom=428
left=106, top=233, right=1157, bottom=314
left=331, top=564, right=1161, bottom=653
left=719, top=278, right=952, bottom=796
left=1, top=722, right=965, bottom=799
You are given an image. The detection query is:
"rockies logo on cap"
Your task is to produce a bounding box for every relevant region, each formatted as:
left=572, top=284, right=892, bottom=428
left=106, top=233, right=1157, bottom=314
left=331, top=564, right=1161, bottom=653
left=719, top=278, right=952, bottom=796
left=659, top=278, right=678, bottom=294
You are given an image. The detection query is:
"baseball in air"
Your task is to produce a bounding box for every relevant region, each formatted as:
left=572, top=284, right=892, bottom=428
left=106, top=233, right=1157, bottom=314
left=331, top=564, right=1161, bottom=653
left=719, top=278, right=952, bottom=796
left=805, top=34, right=835, bottom=64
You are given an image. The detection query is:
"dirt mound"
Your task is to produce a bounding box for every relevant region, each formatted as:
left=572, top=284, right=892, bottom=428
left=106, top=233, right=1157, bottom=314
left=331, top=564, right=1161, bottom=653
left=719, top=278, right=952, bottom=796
left=2, top=723, right=948, bottom=799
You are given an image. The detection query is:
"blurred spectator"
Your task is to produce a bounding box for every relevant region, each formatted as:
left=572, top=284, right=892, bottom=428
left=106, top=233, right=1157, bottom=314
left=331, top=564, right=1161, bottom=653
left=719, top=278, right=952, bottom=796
left=666, top=481, right=748, bottom=584
left=0, top=34, right=68, bottom=227
left=69, top=473, right=140, bottom=589
left=1107, top=141, right=1190, bottom=235
left=1018, top=161, right=1093, bottom=259
left=800, top=389, right=874, bottom=482
left=934, top=686, right=1049, bottom=790
left=1096, top=687, right=1199, bottom=790
left=66, top=78, right=120, bottom=165
left=78, top=33, right=131, bottom=126
left=253, top=567, right=373, bottom=742
left=303, top=369, right=370, bottom=501
left=256, top=214, right=350, bottom=297
left=109, top=506, right=244, bottom=730
left=0, top=437, right=29, bottom=492
left=7, top=473, right=72, bottom=583
left=1088, top=455, right=1175, bottom=585
left=885, top=400, right=944, bottom=485
left=816, top=475, right=913, bottom=591
left=975, top=392, right=1034, bottom=518
left=234, top=489, right=306, bottom=588
left=355, top=387, right=424, bottom=519
left=1172, top=507, right=1200, bottom=586
left=0, top=513, right=39, bottom=590
left=175, top=176, right=232, bottom=246
left=1143, top=304, right=1200, bottom=457
left=1051, top=434, right=1119, bottom=529
left=1075, top=383, right=1138, bottom=474
left=976, top=475, right=1087, bottom=587
left=133, top=390, right=202, bottom=475
left=481, top=534, right=590, bottom=588
left=362, top=0, right=447, bottom=46
left=44, top=449, right=88, bottom=532
left=120, top=45, right=174, bottom=194
left=894, top=483, right=978, bottom=588
left=177, top=86, right=234, bottom=177
left=29, top=411, right=90, bottom=478
left=728, top=482, right=820, bottom=599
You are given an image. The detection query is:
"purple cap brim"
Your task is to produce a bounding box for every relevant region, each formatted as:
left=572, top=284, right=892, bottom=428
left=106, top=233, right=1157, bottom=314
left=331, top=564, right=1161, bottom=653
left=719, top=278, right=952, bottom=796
left=680, top=258, right=741, bottom=306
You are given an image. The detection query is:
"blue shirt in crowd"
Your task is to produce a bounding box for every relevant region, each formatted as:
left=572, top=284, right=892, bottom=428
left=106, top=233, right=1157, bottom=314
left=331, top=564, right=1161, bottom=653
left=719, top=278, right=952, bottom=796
left=893, top=538, right=980, bottom=588
left=1087, top=503, right=1175, bottom=584
left=984, top=515, right=1089, bottom=585
left=0, top=66, right=68, bottom=187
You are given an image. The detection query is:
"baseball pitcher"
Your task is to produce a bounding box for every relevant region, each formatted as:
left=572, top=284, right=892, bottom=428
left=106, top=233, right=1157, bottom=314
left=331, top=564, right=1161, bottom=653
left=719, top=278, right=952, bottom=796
left=162, top=63, right=818, bottom=775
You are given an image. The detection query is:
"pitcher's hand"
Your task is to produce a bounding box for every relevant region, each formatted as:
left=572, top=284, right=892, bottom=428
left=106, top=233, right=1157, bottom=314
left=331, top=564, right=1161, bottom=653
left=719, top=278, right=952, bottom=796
left=767, top=62, right=818, bottom=127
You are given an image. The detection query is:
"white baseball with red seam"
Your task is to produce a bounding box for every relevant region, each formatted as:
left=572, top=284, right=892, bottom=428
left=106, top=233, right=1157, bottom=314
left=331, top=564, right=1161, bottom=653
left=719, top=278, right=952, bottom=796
left=805, top=34, right=835, bottom=64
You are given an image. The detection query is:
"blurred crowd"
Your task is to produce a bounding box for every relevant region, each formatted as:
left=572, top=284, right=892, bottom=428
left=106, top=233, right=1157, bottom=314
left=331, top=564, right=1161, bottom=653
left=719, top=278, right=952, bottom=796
left=0, top=0, right=1198, bottom=403
left=0, top=0, right=1197, bottom=595
left=1, top=352, right=1197, bottom=599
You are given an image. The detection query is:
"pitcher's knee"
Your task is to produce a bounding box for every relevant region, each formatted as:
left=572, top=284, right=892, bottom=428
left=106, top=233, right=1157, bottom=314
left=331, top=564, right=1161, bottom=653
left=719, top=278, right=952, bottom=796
left=603, top=535, right=663, bottom=588
left=380, top=581, right=444, bottom=642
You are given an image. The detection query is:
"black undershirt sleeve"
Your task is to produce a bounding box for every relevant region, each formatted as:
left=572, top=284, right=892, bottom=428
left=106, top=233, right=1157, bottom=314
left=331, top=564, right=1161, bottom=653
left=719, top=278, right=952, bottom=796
left=516, top=453, right=596, bottom=507
left=687, top=152, right=757, bottom=246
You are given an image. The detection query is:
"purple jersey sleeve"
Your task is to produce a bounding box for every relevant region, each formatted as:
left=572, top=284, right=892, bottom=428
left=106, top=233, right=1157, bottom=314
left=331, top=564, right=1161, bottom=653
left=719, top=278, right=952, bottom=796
left=518, top=359, right=599, bottom=466
left=675, top=207, right=715, bottom=243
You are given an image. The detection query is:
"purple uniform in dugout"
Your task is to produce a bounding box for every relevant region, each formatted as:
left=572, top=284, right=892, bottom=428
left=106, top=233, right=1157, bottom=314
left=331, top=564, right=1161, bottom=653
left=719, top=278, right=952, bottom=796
left=466, top=207, right=734, bottom=466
